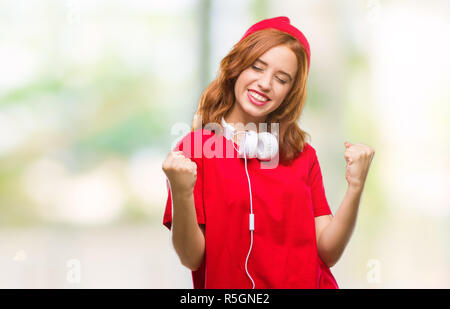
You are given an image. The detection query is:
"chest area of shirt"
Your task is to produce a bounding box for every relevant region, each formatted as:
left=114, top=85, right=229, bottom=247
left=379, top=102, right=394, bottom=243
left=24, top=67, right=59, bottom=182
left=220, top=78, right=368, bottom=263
left=204, top=157, right=311, bottom=206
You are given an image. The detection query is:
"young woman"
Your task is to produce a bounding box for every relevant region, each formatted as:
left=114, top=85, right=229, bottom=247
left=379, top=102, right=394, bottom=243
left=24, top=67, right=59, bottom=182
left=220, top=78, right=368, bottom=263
left=162, top=16, right=375, bottom=289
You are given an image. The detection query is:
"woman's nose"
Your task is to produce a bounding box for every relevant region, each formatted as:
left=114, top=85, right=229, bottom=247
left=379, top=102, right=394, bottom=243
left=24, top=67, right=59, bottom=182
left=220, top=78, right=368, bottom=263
left=257, top=72, right=272, bottom=91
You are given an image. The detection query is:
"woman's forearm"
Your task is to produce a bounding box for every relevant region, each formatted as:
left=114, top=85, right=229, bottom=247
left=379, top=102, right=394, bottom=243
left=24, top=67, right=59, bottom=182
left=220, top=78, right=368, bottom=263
left=171, top=191, right=205, bottom=271
left=317, top=184, right=363, bottom=267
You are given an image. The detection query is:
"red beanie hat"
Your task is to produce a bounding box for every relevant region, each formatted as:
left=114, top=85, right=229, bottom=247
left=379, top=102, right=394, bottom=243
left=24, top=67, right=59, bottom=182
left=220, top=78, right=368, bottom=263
left=239, top=16, right=311, bottom=70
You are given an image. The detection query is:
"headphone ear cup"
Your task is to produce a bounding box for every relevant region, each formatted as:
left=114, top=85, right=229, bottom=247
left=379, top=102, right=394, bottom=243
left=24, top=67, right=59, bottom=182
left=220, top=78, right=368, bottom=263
left=256, top=132, right=279, bottom=161
left=239, top=131, right=258, bottom=158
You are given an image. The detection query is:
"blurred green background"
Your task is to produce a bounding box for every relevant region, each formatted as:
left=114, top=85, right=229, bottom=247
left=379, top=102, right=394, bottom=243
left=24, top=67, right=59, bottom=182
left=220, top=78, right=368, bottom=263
left=0, top=0, right=449, bottom=288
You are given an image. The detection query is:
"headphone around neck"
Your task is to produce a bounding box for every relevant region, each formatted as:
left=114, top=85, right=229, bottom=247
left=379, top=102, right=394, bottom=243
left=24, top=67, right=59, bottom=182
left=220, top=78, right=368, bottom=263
left=221, top=117, right=279, bottom=161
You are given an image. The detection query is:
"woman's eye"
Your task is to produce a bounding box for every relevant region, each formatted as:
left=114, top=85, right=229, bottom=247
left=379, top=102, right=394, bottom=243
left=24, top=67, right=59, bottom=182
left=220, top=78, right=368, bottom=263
left=252, top=65, right=287, bottom=84
left=277, top=77, right=287, bottom=84
left=251, top=65, right=262, bottom=71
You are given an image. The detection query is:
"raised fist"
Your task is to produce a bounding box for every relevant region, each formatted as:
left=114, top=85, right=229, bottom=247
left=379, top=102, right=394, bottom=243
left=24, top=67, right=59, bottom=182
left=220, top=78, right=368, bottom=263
left=162, top=151, right=198, bottom=197
left=344, top=141, right=375, bottom=189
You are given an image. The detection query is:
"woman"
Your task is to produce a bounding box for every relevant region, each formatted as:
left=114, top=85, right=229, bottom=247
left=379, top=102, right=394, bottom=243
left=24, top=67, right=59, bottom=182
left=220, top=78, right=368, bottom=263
left=162, top=16, right=375, bottom=289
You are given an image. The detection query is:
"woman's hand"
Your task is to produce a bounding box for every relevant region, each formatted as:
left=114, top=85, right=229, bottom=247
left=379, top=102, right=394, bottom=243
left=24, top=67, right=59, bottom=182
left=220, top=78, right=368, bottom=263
left=162, top=151, right=198, bottom=197
left=344, top=142, right=375, bottom=190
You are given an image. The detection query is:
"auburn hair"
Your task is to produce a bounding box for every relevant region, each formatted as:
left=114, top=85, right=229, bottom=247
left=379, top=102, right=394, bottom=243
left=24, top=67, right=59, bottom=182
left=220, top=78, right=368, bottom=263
left=191, top=28, right=311, bottom=165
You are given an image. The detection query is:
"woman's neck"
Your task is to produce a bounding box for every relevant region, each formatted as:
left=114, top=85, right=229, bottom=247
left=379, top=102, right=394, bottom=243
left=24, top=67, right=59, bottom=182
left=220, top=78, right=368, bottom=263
left=224, top=106, right=266, bottom=133
left=224, top=106, right=268, bottom=146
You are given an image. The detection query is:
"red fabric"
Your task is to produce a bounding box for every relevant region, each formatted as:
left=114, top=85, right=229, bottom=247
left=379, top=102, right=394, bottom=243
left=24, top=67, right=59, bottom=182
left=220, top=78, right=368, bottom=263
left=240, top=16, right=311, bottom=70
left=163, top=129, right=338, bottom=289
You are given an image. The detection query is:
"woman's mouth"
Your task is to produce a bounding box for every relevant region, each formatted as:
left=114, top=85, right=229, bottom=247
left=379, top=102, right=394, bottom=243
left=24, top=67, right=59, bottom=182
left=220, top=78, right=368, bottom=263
left=247, top=90, right=270, bottom=106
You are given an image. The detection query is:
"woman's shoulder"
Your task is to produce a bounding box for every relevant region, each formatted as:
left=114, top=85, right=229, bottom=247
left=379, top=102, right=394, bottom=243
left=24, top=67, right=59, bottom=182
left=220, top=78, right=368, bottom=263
left=173, top=128, right=217, bottom=157
left=179, top=128, right=216, bottom=144
left=301, top=142, right=324, bottom=168
left=300, top=141, right=315, bottom=157
left=291, top=142, right=318, bottom=167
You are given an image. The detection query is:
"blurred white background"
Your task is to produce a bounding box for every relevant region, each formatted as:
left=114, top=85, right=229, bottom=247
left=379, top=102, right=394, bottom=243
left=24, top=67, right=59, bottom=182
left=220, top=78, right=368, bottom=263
left=0, top=0, right=449, bottom=288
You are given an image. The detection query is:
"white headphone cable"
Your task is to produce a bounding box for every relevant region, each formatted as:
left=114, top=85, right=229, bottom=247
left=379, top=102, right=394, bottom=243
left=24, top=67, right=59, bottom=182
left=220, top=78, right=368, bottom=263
left=232, top=131, right=256, bottom=289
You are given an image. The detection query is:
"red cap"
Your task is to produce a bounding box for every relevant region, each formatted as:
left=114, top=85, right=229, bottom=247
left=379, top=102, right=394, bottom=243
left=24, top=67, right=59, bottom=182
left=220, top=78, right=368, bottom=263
left=240, top=16, right=311, bottom=69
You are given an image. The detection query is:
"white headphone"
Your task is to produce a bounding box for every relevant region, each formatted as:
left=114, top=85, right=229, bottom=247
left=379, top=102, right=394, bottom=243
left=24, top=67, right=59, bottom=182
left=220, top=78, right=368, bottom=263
left=221, top=117, right=279, bottom=161
left=221, top=117, right=279, bottom=289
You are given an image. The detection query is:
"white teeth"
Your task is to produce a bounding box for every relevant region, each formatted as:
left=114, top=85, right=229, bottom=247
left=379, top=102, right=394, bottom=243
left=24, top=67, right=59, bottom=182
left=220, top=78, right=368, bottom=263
left=249, top=91, right=269, bottom=102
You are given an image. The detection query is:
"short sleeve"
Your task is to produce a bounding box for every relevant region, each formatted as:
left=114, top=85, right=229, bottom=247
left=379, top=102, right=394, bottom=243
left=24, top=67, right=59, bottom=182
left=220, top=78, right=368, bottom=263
left=163, top=130, right=206, bottom=230
left=307, top=145, right=332, bottom=217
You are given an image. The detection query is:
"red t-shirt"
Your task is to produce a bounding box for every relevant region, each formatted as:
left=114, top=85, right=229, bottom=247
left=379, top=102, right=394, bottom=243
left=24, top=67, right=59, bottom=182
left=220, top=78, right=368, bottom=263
left=163, top=128, right=339, bottom=289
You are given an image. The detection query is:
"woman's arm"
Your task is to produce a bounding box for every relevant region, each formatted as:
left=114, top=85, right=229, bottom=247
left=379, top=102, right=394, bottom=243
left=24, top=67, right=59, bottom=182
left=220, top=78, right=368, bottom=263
left=315, top=184, right=363, bottom=267
left=162, top=151, right=205, bottom=271
left=171, top=191, right=205, bottom=271
left=315, top=142, right=375, bottom=267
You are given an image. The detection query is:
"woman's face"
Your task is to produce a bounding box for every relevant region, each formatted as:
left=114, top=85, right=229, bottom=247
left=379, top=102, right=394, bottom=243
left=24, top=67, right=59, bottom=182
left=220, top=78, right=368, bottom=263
left=233, top=44, right=298, bottom=124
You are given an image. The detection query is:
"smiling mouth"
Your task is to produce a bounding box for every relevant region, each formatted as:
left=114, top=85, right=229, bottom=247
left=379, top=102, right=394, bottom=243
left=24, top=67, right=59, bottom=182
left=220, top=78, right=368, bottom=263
left=247, top=90, right=270, bottom=106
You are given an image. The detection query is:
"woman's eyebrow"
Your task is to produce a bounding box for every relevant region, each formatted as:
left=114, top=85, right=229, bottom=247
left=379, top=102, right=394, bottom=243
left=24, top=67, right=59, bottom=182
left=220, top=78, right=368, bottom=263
left=255, top=58, right=293, bottom=81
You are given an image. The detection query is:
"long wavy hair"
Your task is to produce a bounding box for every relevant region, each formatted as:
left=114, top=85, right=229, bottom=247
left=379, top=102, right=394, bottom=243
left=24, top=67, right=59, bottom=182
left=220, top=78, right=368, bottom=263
left=192, top=28, right=311, bottom=165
